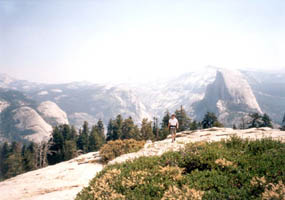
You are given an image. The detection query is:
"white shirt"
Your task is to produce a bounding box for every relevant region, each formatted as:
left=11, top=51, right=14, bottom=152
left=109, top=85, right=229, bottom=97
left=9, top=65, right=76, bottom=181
left=169, top=118, right=179, bottom=127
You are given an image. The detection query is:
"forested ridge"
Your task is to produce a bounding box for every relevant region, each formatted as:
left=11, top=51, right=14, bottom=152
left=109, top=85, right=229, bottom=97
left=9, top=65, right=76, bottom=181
left=1, top=105, right=282, bottom=181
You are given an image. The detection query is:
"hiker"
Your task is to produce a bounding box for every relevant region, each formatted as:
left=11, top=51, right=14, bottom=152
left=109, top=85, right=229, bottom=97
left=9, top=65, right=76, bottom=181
left=168, top=114, right=179, bottom=143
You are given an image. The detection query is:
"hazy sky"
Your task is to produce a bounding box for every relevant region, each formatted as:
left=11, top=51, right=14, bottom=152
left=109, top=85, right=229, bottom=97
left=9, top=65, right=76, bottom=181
left=0, top=0, right=284, bottom=83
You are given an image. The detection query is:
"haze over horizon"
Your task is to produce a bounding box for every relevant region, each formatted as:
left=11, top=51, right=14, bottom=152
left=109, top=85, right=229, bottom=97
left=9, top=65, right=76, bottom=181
left=0, top=0, right=284, bottom=84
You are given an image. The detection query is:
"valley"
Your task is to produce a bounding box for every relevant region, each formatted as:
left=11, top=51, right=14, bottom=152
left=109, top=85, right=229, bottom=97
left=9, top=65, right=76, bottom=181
left=0, top=67, right=285, bottom=143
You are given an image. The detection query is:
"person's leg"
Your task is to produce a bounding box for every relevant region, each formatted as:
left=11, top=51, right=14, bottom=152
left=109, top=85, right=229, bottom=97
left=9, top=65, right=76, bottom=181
left=173, top=129, right=176, bottom=142
left=171, top=128, right=175, bottom=143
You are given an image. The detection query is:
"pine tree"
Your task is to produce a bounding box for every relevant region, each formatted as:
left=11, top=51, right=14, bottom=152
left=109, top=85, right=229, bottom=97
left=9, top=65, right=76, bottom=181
left=88, top=123, right=105, bottom=152
left=48, top=126, right=65, bottom=164
left=153, top=117, right=159, bottom=139
left=248, top=113, right=263, bottom=128
left=82, top=121, right=89, bottom=135
left=61, top=124, right=71, bottom=140
left=5, top=142, right=23, bottom=179
left=281, top=113, right=285, bottom=131
left=175, top=105, right=191, bottom=132
left=95, top=119, right=106, bottom=144
left=64, top=140, right=77, bottom=160
left=70, top=126, right=77, bottom=140
left=161, top=110, right=170, bottom=128
left=190, top=120, right=198, bottom=130
left=140, top=118, right=154, bottom=140
left=158, top=110, right=171, bottom=141
left=213, top=121, right=224, bottom=128
left=111, top=115, right=124, bottom=140
left=121, top=117, right=140, bottom=140
left=77, top=121, right=89, bottom=153
left=22, top=142, right=37, bottom=172
left=201, top=112, right=223, bottom=129
left=239, top=117, right=246, bottom=130
left=0, top=142, right=9, bottom=180
left=107, top=119, right=114, bottom=141
left=48, top=124, right=79, bottom=164
left=158, top=128, right=169, bottom=141
left=88, top=128, right=98, bottom=152
left=261, top=113, right=273, bottom=128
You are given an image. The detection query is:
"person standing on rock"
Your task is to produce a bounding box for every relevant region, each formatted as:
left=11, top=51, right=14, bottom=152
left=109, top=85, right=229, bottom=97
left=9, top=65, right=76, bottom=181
left=168, top=114, right=179, bottom=143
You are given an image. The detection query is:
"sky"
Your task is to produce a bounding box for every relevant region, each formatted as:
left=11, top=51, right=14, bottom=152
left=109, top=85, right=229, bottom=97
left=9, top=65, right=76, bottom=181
left=0, top=0, right=284, bottom=84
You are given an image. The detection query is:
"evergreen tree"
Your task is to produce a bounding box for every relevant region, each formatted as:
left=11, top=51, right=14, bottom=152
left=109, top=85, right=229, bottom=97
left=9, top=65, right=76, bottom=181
left=201, top=112, right=223, bottom=129
left=88, top=128, right=98, bottom=152
left=140, top=118, right=154, bottom=140
left=22, top=142, right=37, bottom=172
left=248, top=113, right=263, bottom=128
left=282, top=113, right=285, bottom=131
left=0, top=142, right=9, bottom=180
left=158, top=110, right=171, bottom=141
left=106, top=119, right=114, bottom=141
left=239, top=117, right=246, bottom=130
left=190, top=120, right=199, bottom=130
left=107, top=115, right=124, bottom=141
left=152, top=117, right=159, bottom=139
left=114, top=115, right=124, bottom=140
left=82, top=121, right=89, bottom=135
left=175, top=105, right=191, bottom=132
left=1, top=124, right=80, bottom=180
left=48, top=124, right=79, bottom=164
left=60, top=124, right=78, bottom=160
left=158, top=128, right=169, bottom=141
left=61, top=124, right=72, bottom=140
left=213, top=121, right=224, bottom=128
left=48, top=126, right=65, bottom=164
left=64, top=140, right=77, bottom=160
left=5, top=142, right=23, bottom=179
left=95, top=119, right=106, bottom=144
left=161, top=110, right=170, bottom=128
left=77, top=121, right=89, bottom=153
left=261, top=113, right=273, bottom=128
left=88, top=123, right=105, bottom=152
left=70, top=126, right=77, bottom=140
left=198, top=122, right=202, bottom=129
left=121, top=117, right=140, bottom=140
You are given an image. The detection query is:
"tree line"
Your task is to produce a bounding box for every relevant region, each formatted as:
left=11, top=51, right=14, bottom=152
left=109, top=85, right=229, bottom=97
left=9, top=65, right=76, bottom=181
left=0, top=120, right=105, bottom=180
left=1, top=106, right=284, bottom=181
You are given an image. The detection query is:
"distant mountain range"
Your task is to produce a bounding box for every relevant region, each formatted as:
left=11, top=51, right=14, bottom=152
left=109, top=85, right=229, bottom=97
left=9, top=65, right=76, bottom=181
left=0, top=66, right=284, bottom=143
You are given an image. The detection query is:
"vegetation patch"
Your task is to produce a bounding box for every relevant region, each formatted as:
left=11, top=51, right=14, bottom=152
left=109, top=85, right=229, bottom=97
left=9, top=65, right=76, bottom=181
left=99, top=139, right=145, bottom=163
left=76, top=137, right=285, bottom=200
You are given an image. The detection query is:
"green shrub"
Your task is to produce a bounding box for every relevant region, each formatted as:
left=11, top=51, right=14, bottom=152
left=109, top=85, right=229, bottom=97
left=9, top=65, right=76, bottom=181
left=99, top=139, right=145, bottom=163
left=77, top=138, right=285, bottom=200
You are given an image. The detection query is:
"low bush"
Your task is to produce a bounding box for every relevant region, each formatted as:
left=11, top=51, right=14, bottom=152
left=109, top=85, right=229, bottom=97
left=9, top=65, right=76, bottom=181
left=99, top=139, right=145, bottom=163
left=77, top=137, right=285, bottom=200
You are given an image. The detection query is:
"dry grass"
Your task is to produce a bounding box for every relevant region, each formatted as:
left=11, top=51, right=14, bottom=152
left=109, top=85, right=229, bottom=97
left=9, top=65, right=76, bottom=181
left=262, top=181, right=285, bottom=200
left=159, top=166, right=184, bottom=181
left=88, top=169, right=125, bottom=200
left=162, top=185, right=204, bottom=200
left=99, top=139, right=145, bottom=163
left=215, top=158, right=237, bottom=168
left=251, top=176, right=266, bottom=186
left=121, top=170, right=151, bottom=188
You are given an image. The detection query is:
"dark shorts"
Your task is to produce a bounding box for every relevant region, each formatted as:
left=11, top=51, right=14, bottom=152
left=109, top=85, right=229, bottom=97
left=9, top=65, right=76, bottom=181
left=170, top=127, right=176, bottom=135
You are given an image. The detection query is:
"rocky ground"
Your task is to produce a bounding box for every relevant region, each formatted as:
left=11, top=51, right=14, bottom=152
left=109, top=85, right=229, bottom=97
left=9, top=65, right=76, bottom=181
left=0, top=128, right=284, bottom=200
left=0, top=153, right=103, bottom=200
